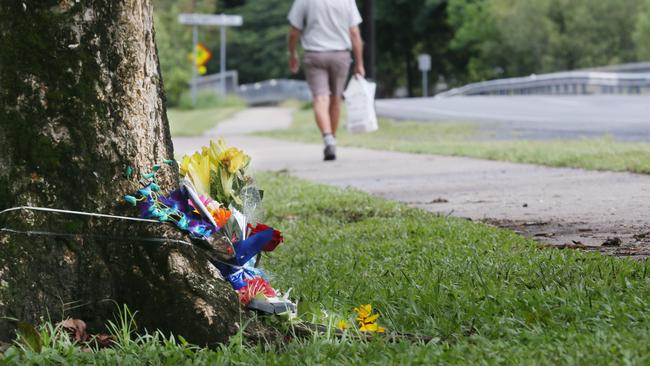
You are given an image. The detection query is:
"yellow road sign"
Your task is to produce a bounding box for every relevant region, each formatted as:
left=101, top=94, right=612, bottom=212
left=187, top=42, right=212, bottom=74
left=195, top=42, right=212, bottom=66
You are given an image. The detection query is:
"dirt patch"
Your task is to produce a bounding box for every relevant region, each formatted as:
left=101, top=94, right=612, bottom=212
left=483, top=218, right=650, bottom=259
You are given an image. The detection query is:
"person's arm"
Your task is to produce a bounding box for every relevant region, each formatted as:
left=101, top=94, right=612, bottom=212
left=349, top=26, right=365, bottom=77
left=288, top=26, right=301, bottom=74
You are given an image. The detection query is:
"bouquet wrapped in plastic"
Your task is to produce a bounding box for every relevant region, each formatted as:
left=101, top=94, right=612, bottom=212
left=124, top=139, right=294, bottom=314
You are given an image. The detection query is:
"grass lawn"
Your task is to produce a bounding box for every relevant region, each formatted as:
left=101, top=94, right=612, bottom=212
left=259, top=108, right=650, bottom=174
left=167, top=106, right=242, bottom=137
left=4, top=172, right=650, bottom=364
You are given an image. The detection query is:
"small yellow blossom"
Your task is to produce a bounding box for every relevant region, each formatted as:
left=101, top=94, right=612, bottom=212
left=359, top=322, right=385, bottom=333
left=353, top=304, right=372, bottom=320
left=353, top=303, right=386, bottom=333
left=181, top=152, right=212, bottom=198
left=218, top=147, right=249, bottom=174
left=336, top=320, right=350, bottom=330
left=362, top=313, right=379, bottom=324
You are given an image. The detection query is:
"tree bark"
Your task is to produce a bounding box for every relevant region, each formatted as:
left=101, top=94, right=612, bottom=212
left=0, top=0, right=240, bottom=345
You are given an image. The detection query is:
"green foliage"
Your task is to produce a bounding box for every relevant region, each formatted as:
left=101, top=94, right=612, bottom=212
left=448, top=0, right=647, bottom=83
left=176, top=91, right=245, bottom=110
left=167, top=103, right=245, bottom=137
left=634, top=0, right=650, bottom=59
left=15, top=322, right=42, bottom=353
left=217, top=1, right=295, bottom=84
left=376, top=0, right=452, bottom=96
left=154, top=0, right=294, bottom=101
left=153, top=0, right=217, bottom=106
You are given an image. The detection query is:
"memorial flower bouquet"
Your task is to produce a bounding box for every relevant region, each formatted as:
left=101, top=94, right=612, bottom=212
left=124, top=138, right=295, bottom=314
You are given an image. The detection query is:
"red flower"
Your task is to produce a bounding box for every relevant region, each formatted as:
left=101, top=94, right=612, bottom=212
left=238, top=277, right=276, bottom=305
left=247, top=223, right=284, bottom=252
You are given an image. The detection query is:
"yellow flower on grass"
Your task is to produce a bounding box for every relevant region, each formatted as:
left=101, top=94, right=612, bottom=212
left=353, top=304, right=372, bottom=320
left=362, top=313, right=379, bottom=324
left=336, top=320, right=350, bottom=330
left=353, top=303, right=386, bottom=333
left=359, top=322, right=385, bottom=333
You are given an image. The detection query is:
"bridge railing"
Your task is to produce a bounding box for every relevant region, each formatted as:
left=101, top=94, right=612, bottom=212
left=194, top=71, right=239, bottom=94
left=236, top=79, right=312, bottom=105
left=438, top=71, right=650, bottom=97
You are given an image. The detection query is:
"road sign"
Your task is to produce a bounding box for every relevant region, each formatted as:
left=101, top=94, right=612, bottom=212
left=195, top=43, right=212, bottom=66
left=187, top=43, right=212, bottom=75
left=178, top=13, right=243, bottom=27
left=418, top=54, right=431, bottom=72
left=418, top=54, right=432, bottom=97
left=179, top=13, right=243, bottom=104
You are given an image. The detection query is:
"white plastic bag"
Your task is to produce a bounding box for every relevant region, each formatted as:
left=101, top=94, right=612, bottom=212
left=343, top=75, right=378, bottom=134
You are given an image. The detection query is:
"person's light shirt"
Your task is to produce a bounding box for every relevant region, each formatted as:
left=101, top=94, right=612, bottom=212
left=287, top=0, right=362, bottom=52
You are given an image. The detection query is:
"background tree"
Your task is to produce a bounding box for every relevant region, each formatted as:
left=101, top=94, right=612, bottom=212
left=0, top=0, right=240, bottom=345
left=154, top=0, right=217, bottom=106
left=375, top=0, right=452, bottom=97
left=221, top=0, right=295, bottom=84
left=633, top=0, right=650, bottom=60
left=448, top=0, right=645, bottom=83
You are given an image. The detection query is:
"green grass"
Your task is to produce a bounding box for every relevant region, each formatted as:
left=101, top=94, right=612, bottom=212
left=4, top=172, right=650, bottom=365
left=168, top=94, right=246, bottom=137
left=259, top=108, right=650, bottom=174
left=167, top=107, right=241, bottom=137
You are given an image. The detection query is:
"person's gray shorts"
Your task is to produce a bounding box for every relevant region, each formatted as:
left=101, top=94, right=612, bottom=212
left=303, top=51, right=352, bottom=97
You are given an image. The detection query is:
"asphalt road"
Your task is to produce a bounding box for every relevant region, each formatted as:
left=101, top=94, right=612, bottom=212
left=376, top=95, right=650, bottom=141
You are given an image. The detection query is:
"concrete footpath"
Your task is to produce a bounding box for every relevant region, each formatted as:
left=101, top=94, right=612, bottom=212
left=173, top=107, right=650, bottom=257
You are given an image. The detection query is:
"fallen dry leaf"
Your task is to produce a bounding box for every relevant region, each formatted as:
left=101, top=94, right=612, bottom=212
left=90, top=334, right=115, bottom=349
left=61, top=318, right=88, bottom=342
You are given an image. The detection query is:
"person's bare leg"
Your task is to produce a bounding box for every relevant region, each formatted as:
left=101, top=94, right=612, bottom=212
left=312, top=95, right=332, bottom=134
left=329, top=95, right=342, bottom=136
left=313, top=95, right=337, bottom=160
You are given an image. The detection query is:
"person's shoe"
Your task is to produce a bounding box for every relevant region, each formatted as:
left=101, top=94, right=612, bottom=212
left=323, top=145, right=336, bottom=161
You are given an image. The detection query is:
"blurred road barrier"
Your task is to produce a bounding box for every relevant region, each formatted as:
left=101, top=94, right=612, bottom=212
left=237, top=79, right=312, bottom=105
left=439, top=68, right=650, bottom=97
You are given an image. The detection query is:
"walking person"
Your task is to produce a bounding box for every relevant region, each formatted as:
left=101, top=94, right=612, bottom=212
left=287, top=0, right=365, bottom=161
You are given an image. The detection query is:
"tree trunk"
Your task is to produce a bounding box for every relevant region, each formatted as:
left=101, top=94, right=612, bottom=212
left=0, top=0, right=240, bottom=345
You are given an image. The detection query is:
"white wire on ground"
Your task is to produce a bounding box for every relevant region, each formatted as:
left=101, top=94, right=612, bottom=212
left=0, top=206, right=160, bottom=223
left=0, top=206, right=244, bottom=270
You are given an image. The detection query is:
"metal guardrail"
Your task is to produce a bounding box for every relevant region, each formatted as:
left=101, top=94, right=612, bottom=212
left=194, top=71, right=239, bottom=94
left=237, top=79, right=312, bottom=105
left=438, top=70, right=650, bottom=97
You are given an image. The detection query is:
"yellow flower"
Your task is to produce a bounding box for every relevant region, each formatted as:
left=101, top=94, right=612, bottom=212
left=205, top=139, right=250, bottom=174
left=336, top=320, right=350, bottom=330
left=353, top=304, right=372, bottom=320
left=353, top=303, right=386, bottom=333
left=361, top=313, right=379, bottom=324
left=218, top=147, right=250, bottom=174
left=209, top=139, right=227, bottom=160
left=181, top=152, right=212, bottom=198
left=179, top=154, right=192, bottom=176
left=359, top=322, right=385, bottom=333
left=179, top=139, right=251, bottom=207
